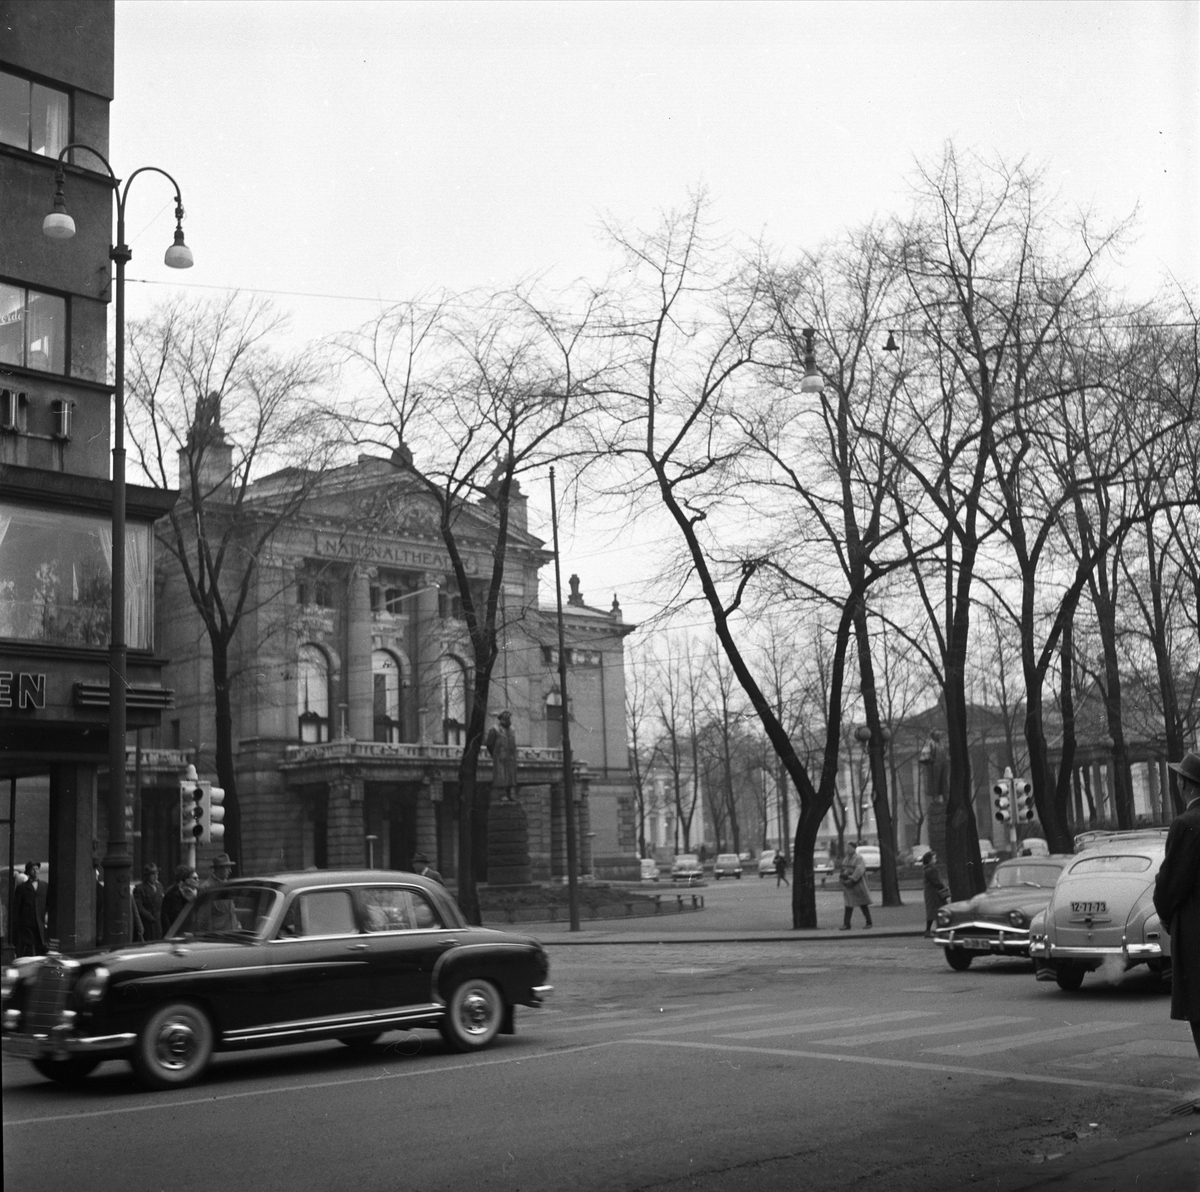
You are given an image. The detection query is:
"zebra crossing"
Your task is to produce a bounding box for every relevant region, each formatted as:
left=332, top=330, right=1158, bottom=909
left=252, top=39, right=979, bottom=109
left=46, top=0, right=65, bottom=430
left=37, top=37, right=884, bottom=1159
left=536, top=998, right=1184, bottom=1086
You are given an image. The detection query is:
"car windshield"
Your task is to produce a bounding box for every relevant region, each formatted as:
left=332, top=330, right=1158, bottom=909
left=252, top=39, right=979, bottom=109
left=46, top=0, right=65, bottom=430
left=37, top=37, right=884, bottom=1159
left=675, top=855, right=699, bottom=866
left=717, top=855, right=738, bottom=864
left=169, top=885, right=280, bottom=940
left=990, top=863, right=1063, bottom=889
left=1068, top=854, right=1154, bottom=876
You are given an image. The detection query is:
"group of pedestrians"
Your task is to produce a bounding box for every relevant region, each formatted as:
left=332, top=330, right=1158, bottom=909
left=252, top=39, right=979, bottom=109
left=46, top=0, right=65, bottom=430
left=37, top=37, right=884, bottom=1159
left=131, top=853, right=234, bottom=940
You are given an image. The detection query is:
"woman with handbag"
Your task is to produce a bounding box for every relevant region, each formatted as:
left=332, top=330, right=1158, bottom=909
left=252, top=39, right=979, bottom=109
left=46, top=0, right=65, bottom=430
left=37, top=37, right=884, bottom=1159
left=922, top=850, right=950, bottom=936
left=839, top=841, right=873, bottom=929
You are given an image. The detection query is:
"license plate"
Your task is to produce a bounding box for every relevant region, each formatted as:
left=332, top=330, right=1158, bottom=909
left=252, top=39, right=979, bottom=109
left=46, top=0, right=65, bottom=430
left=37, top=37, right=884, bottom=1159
left=1071, top=901, right=1106, bottom=914
left=960, top=938, right=994, bottom=951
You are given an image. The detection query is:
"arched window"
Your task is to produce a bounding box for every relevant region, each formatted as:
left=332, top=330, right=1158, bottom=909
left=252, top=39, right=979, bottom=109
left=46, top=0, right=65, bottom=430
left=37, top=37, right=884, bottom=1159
left=297, top=644, right=330, bottom=743
left=441, top=655, right=469, bottom=746
left=372, top=650, right=403, bottom=743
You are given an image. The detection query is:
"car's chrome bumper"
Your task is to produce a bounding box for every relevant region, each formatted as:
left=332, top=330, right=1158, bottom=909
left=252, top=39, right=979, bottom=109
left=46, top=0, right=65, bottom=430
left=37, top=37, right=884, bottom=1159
left=933, top=924, right=1031, bottom=955
left=531, top=985, right=553, bottom=1005
left=3, top=1028, right=135, bottom=1060
left=1028, top=937, right=1164, bottom=963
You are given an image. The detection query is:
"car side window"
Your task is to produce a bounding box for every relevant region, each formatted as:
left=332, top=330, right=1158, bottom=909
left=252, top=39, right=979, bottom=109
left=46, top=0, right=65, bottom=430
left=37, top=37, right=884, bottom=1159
left=359, top=886, right=444, bottom=932
left=281, top=890, right=358, bottom=937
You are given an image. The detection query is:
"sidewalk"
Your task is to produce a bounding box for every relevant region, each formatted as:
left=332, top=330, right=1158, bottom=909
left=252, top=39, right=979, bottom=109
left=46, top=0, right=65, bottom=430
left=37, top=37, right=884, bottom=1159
left=509, top=888, right=929, bottom=943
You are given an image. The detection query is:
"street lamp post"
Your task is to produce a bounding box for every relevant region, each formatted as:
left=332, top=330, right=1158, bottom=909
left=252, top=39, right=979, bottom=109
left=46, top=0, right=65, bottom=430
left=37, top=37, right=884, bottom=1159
left=43, top=145, right=193, bottom=947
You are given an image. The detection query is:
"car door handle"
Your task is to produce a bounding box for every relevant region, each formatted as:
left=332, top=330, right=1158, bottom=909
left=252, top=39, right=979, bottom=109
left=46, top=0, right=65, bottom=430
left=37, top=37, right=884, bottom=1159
left=347, top=943, right=370, bottom=951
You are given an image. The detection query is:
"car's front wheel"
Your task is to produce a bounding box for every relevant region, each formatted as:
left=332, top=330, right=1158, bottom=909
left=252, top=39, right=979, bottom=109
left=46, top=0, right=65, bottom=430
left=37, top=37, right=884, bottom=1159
left=1054, top=964, right=1087, bottom=991
left=944, top=948, right=973, bottom=971
left=31, top=1055, right=100, bottom=1085
left=440, top=979, right=504, bottom=1052
left=131, top=1001, right=214, bottom=1089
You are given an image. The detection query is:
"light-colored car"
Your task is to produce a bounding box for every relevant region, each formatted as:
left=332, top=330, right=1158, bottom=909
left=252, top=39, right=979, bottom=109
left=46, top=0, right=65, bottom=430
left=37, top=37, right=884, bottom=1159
left=639, top=858, right=660, bottom=882
left=712, top=853, right=742, bottom=880
left=1016, top=837, right=1050, bottom=857
left=757, top=849, right=778, bottom=878
left=1029, top=829, right=1171, bottom=992
left=670, top=854, right=704, bottom=884
left=855, top=845, right=881, bottom=871
left=813, top=851, right=834, bottom=886
left=978, top=838, right=1000, bottom=863
left=933, top=855, right=1072, bottom=970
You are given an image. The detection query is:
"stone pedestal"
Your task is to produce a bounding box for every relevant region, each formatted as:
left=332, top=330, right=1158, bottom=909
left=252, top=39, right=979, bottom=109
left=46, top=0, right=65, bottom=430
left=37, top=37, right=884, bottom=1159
left=487, top=798, right=531, bottom=886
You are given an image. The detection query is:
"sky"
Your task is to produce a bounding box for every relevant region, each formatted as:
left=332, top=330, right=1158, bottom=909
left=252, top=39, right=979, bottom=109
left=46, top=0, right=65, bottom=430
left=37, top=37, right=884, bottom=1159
left=110, top=0, right=1199, bottom=625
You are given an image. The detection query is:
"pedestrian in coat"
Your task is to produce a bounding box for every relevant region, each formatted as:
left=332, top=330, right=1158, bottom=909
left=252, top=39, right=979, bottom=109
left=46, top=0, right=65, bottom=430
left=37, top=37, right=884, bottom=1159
left=12, top=861, right=47, bottom=956
left=922, top=851, right=949, bottom=935
left=774, top=852, right=789, bottom=887
left=839, top=841, right=873, bottom=929
left=161, top=865, right=199, bottom=935
left=133, top=863, right=165, bottom=942
left=1153, top=750, right=1200, bottom=1061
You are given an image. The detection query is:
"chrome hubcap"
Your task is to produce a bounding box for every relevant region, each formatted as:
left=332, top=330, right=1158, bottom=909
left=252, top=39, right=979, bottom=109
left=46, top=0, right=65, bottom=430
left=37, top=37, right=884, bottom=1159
left=155, top=1018, right=198, bottom=1070
left=459, top=990, right=494, bottom=1035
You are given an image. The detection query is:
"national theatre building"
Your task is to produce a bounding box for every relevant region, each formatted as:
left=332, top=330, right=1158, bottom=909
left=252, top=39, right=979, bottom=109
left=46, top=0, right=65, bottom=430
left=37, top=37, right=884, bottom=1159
left=155, top=442, right=639, bottom=887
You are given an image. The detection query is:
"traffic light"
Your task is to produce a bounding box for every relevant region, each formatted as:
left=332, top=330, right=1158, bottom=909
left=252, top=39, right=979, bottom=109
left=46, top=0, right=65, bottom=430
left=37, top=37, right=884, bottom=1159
left=180, top=779, right=205, bottom=843
left=992, top=777, right=1012, bottom=823
left=1016, top=779, right=1035, bottom=821
left=208, top=785, right=226, bottom=844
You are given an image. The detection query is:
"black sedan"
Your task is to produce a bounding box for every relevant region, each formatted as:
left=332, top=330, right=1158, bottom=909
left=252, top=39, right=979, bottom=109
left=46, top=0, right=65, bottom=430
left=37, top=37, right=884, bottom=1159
left=1, top=870, right=551, bottom=1090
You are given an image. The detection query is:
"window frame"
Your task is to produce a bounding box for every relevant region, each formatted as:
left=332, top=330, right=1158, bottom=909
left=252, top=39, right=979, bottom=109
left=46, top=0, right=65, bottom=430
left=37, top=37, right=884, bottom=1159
left=0, top=67, right=71, bottom=159
left=0, top=279, right=70, bottom=377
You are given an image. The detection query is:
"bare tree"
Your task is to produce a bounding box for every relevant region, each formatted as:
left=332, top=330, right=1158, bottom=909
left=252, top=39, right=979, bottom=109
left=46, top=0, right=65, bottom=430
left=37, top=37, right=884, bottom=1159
left=125, top=294, right=331, bottom=863
left=333, top=289, right=606, bottom=923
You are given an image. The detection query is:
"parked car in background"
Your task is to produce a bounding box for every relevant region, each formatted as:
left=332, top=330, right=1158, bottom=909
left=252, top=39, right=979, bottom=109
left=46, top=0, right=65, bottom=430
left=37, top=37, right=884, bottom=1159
left=1017, top=837, right=1050, bottom=857
left=639, top=858, right=660, bottom=882
left=757, top=849, right=778, bottom=878
left=670, top=854, right=704, bottom=884
left=1, top=870, right=551, bottom=1090
left=978, top=839, right=1000, bottom=862
left=933, top=855, right=1072, bottom=970
left=856, top=845, right=881, bottom=872
left=1029, top=829, right=1171, bottom=992
left=712, top=854, right=743, bottom=880
left=813, top=851, right=834, bottom=885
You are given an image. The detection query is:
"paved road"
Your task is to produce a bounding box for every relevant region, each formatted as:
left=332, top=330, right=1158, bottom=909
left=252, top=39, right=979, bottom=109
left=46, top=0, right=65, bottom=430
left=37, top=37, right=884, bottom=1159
left=5, top=934, right=1197, bottom=1191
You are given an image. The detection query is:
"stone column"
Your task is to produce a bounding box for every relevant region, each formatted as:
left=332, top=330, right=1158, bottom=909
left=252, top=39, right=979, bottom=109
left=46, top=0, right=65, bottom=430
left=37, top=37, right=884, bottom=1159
left=347, top=568, right=373, bottom=741
left=48, top=763, right=98, bottom=952
left=550, top=781, right=565, bottom=878
left=415, top=573, right=443, bottom=743
left=327, top=772, right=365, bottom=867
left=416, top=785, right=439, bottom=863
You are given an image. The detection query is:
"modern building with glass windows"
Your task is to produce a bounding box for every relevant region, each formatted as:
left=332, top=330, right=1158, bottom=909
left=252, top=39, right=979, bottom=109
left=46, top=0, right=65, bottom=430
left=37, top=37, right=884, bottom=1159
left=0, top=2, right=177, bottom=953
left=155, top=446, right=640, bottom=885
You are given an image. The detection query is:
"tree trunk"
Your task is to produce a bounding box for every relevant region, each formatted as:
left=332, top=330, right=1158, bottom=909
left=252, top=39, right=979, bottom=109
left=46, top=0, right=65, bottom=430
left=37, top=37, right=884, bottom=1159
left=853, top=604, right=901, bottom=906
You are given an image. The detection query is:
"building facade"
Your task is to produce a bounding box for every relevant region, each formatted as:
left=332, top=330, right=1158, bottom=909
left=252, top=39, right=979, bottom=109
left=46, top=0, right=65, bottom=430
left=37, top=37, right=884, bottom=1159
left=1, top=2, right=177, bottom=953
left=154, top=445, right=640, bottom=886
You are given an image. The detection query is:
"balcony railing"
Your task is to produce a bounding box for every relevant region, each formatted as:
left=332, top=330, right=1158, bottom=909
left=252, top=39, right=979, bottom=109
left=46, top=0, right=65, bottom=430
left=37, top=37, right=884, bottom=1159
left=282, top=739, right=566, bottom=767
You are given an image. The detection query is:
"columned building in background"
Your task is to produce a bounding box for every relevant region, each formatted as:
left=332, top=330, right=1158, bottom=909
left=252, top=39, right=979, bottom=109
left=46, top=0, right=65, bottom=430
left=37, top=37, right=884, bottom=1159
left=156, top=444, right=640, bottom=884
left=0, top=2, right=177, bottom=953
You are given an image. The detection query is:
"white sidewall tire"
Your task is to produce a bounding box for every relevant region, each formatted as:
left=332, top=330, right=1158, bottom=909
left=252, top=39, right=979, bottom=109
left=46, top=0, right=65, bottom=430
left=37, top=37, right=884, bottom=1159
left=132, top=1002, right=214, bottom=1089
left=440, top=979, right=504, bottom=1052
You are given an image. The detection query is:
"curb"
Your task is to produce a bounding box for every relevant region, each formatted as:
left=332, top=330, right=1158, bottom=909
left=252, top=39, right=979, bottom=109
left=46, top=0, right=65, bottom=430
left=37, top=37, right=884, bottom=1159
left=522, top=929, right=928, bottom=945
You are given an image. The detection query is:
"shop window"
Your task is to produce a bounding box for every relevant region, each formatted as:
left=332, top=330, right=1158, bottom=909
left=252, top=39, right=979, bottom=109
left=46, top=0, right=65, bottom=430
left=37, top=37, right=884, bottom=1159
left=0, top=283, right=66, bottom=375
left=372, top=650, right=403, bottom=743
left=0, top=503, right=153, bottom=647
left=0, top=70, right=69, bottom=158
left=297, top=643, right=330, bottom=742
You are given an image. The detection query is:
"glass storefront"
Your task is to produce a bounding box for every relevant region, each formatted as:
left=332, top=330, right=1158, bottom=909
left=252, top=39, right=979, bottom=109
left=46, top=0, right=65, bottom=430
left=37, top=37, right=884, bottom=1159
left=0, top=504, right=153, bottom=648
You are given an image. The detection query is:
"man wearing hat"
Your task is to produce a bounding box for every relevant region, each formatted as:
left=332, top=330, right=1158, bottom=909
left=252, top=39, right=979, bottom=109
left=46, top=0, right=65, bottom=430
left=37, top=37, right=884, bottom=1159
left=1153, top=751, right=1200, bottom=1061
left=410, top=852, right=444, bottom=885
left=196, top=853, right=239, bottom=932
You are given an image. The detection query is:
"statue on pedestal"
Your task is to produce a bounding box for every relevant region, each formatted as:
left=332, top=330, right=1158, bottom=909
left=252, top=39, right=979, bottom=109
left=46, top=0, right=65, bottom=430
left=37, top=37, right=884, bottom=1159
left=486, top=710, right=519, bottom=801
